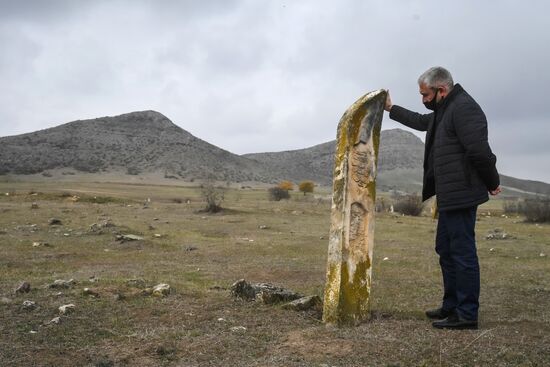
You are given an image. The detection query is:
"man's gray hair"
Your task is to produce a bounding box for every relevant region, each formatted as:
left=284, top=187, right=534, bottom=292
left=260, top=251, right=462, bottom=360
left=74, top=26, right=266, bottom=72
left=418, top=66, right=454, bottom=90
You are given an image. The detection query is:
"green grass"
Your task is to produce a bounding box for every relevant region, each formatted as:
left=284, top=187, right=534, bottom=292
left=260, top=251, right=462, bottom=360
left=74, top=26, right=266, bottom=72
left=0, top=181, right=549, bottom=366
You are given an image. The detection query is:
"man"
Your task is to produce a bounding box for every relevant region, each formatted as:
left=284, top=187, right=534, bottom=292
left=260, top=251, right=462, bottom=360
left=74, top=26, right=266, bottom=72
left=384, top=66, right=501, bottom=330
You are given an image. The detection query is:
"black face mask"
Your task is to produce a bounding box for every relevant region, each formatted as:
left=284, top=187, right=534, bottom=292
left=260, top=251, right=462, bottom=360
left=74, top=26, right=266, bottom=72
left=423, top=89, right=439, bottom=111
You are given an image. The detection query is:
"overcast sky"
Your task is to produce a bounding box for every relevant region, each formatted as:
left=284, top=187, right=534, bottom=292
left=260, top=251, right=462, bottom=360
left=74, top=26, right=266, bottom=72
left=1, top=0, right=548, bottom=182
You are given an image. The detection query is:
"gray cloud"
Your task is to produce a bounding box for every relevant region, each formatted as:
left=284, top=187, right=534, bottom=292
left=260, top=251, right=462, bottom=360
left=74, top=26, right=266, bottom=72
left=0, top=0, right=548, bottom=182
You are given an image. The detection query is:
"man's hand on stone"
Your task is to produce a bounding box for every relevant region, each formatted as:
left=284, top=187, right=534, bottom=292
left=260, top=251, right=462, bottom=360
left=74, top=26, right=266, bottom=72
left=384, top=90, right=393, bottom=112
left=489, top=186, right=502, bottom=196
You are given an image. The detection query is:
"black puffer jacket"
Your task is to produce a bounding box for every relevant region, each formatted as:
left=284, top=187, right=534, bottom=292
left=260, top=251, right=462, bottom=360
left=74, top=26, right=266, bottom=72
left=389, top=84, right=499, bottom=211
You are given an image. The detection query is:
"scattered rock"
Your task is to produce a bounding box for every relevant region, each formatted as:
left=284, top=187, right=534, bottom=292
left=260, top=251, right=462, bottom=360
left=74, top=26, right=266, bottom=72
left=540, top=253, right=547, bottom=257
left=230, top=279, right=257, bottom=300
left=82, top=288, right=99, bottom=297
left=486, top=229, right=515, bottom=240
left=49, top=218, right=62, bottom=226
left=282, top=295, right=322, bottom=311
left=230, top=326, right=247, bottom=333
left=230, top=279, right=302, bottom=304
left=153, top=233, right=163, bottom=238
left=32, top=241, right=50, bottom=247
left=217, top=317, right=226, bottom=322
left=152, top=283, right=171, bottom=297
left=48, top=279, right=76, bottom=289
left=89, top=276, right=99, bottom=283
left=90, top=219, right=115, bottom=232
left=126, top=278, right=147, bottom=288
left=115, top=234, right=144, bottom=242
left=31, top=202, right=39, bottom=209
left=15, top=281, right=31, bottom=294
left=383, top=257, right=389, bottom=261
left=47, top=317, right=61, bottom=325
left=259, top=225, right=269, bottom=230
left=258, top=287, right=302, bottom=304
left=22, top=300, right=37, bottom=310
left=58, top=304, right=76, bottom=314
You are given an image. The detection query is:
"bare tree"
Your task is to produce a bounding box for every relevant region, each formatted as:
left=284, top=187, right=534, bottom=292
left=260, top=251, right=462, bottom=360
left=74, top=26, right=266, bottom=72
left=200, top=176, right=225, bottom=213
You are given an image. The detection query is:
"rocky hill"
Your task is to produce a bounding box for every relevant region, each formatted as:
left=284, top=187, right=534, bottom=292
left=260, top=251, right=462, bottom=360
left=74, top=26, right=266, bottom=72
left=243, top=128, right=425, bottom=187
left=1, top=110, right=549, bottom=196
left=0, top=111, right=277, bottom=183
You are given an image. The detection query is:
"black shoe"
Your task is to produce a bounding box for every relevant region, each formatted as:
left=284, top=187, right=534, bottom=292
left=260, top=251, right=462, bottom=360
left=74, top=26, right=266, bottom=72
left=432, top=314, right=478, bottom=330
left=425, top=307, right=453, bottom=320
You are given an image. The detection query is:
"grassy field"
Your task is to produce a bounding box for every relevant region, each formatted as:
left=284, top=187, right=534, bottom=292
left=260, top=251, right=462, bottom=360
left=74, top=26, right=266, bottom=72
left=0, top=181, right=549, bottom=366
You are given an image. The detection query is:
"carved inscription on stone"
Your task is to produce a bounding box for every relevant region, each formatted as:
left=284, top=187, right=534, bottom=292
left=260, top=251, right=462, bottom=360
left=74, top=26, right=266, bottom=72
left=349, top=202, right=366, bottom=243
left=351, top=149, right=372, bottom=188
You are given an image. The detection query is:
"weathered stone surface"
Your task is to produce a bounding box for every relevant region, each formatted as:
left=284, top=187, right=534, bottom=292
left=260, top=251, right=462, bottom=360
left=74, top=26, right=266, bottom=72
left=22, top=300, right=37, bottom=310
left=89, top=219, right=115, bottom=232
left=48, top=279, right=76, bottom=289
left=230, top=279, right=302, bottom=304
left=152, top=283, right=171, bottom=297
left=58, top=303, right=76, bottom=314
left=116, top=234, right=144, bottom=242
left=486, top=228, right=514, bottom=240
left=47, top=316, right=61, bottom=325
left=32, top=241, right=50, bottom=247
left=323, top=89, right=386, bottom=325
left=48, top=218, right=62, bottom=226
left=282, top=295, right=322, bottom=311
left=82, top=288, right=99, bottom=297
left=15, top=281, right=31, bottom=294
left=257, top=287, right=301, bottom=305
left=231, top=279, right=257, bottom=300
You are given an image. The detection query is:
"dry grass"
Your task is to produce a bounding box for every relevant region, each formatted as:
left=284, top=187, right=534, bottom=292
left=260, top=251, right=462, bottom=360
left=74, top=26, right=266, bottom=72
left=0, top=181, right=549, bottom=366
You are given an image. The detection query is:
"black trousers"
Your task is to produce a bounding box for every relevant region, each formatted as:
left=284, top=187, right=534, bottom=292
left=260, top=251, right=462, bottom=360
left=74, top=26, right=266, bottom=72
left=435, top=206, right=479, bottom=321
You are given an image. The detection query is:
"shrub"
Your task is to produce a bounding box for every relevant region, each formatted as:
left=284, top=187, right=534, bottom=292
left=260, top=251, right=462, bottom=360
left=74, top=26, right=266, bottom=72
left=298, top=181, right=315, bottom=196
left=375, top=197, right=388, bottom=213
left=393, top=193, right=424, bottom=216
left=503, top=200, right=520, bottom=215
left=200, top=178, right=225, bottom=213
left=517, top=198, right=550, bottom=222
left=278, top=180, right=294, bottom=191
left=268, top=187, right=290, bottom=201
left=126, top=166, right=141, bottom=175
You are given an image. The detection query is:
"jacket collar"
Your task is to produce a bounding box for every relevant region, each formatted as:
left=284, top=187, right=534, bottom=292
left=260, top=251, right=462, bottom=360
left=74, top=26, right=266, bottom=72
left=438, top=83, right=463, bottom=110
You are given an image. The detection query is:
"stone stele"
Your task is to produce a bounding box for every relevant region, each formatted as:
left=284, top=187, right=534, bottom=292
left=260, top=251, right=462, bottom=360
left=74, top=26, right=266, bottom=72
left=323, top=89, right=386, bottom=325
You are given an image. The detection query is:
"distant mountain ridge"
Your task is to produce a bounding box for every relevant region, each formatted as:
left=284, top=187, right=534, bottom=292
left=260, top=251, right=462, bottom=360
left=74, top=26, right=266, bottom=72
left=1, top=110, right=549, bottom=196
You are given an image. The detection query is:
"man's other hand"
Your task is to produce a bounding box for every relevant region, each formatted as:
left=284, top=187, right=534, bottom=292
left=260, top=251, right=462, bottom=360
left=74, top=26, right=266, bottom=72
left=489, top=186, right=502, bottom=196
left=384, top=90, right=393, bottom=112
